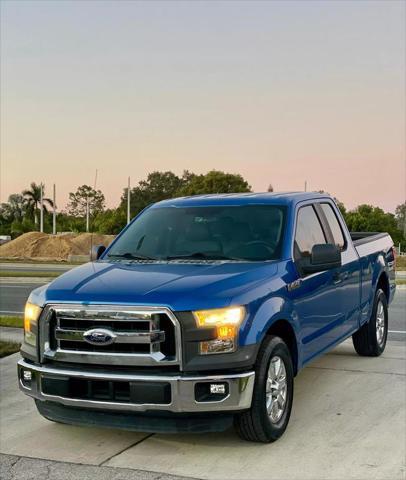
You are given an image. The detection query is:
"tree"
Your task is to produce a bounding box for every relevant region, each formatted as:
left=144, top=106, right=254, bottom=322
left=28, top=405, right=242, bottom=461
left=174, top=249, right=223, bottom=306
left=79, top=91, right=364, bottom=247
left=93, top=209, right=126, bottom=235
left=178, top=170, right=251, bottom=196
left=67, top=185, right=105, bottom=217
left=395, top=202, right=406, bottom=238
left=22, top=182, right=53, bottom=226
left=345, top=204, right=404, bottom=248
left=138, top=171, right=185, bottom=201
left=120, top=170, right=252, bottom=220
left=6, top=194, right=26, bottom=221
left=334, top=199, right=346, bottom=218
left=1, top=197, right=20, bottom=222
left=120, top=171, right=187, bottom=217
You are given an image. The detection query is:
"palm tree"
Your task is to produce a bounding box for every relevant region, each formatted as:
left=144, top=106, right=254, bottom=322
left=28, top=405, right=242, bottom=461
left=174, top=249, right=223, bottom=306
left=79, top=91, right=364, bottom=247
left=22, top=182, right=54, bottom=227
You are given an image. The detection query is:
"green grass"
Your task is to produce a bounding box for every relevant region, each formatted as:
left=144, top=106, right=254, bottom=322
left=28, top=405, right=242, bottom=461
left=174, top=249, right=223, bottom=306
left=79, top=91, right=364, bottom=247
left=0, top=340, right=21, bottom=358
left=396, top=256, right=406, bottom=270
left=0, top=316, right=23, bottom=328
left=0, top=270, right=61, bottom=278
left=0, top=259, right=82, bottom=265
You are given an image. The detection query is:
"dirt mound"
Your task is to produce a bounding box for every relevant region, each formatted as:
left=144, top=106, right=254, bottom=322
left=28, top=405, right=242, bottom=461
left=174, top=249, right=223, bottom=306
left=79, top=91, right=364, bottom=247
left=70, top=233, right=115, bottom=256
left=0, top=232, right=115, bottom=261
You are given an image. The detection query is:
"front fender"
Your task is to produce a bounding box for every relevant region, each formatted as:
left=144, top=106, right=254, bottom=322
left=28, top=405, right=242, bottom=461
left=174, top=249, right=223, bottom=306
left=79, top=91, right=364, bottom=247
left=239, top=293, right=301, bottom=359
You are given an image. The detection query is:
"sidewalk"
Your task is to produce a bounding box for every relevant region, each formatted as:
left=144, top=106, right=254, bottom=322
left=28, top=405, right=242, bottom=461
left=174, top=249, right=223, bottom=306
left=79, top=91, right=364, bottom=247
left=1, top=340, right=405, bottom=480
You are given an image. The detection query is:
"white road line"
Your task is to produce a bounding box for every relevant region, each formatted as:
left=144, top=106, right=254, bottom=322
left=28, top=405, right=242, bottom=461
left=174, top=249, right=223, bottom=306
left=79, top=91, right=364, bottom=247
left=0, top=310, right=23, bottom=315
left=388, top=330, right=406, bottom=334
left=0, top=285, right=37, bottom=288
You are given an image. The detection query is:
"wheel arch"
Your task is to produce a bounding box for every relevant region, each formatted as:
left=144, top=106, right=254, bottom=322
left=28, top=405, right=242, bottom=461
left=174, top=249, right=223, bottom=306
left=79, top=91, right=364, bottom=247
left=376, top=271, right=390, bottom=301
left=265, top=319, right=299, bottom=376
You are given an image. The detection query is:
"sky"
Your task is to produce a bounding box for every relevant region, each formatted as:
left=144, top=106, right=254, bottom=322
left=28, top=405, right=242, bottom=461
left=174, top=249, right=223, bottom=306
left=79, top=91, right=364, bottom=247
left=1, top=0, right=405, bottom=213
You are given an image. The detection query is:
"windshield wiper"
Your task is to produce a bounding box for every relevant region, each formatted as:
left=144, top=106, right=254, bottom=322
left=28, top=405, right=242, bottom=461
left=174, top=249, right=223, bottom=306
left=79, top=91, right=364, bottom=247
left=107, top=252, right=158, bottom=261
left=165, top=252, right=242, bottom=261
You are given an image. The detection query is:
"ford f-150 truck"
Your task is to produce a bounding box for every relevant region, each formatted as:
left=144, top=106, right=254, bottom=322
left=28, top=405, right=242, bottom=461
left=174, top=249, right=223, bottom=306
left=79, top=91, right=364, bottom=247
left=18, top=192, right=396, bottom=442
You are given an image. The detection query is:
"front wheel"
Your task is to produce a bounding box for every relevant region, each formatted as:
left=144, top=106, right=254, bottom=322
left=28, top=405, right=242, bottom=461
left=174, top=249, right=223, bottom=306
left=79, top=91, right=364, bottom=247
left=234, top=336, right=294, bottom=443
left=352, top=288, right=388, bottom=357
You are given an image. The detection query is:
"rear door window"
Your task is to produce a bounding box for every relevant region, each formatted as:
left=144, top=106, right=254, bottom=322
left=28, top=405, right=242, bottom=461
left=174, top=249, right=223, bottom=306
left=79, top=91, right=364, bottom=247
left=294, top=205, right=326, bottom=263
left=320, top=203, right=345, bottom=249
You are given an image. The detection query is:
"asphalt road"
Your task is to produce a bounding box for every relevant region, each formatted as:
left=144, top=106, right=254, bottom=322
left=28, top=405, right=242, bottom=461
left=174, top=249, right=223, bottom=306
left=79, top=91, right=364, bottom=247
left=0, top=280, right=404, bottom=341
left=0, top=282, right=44, bottom=315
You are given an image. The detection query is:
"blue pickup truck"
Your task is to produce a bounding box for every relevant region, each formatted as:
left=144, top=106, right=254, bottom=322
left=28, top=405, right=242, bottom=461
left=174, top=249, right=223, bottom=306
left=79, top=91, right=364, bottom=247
left=19, top=192, right=396, bottom=442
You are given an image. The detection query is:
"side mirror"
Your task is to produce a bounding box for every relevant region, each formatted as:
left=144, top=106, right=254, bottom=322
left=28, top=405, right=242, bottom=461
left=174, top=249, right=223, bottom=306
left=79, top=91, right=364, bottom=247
left=302, top=243, right=341, bottom=274
left=90, top=244, right=106, bottom=261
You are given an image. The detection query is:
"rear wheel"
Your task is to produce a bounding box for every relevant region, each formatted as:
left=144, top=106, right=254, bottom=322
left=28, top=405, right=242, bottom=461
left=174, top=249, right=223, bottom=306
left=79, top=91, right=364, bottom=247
left=352, top=288, right=388, bottom=357
left=234, top=336, right=294, bottom=443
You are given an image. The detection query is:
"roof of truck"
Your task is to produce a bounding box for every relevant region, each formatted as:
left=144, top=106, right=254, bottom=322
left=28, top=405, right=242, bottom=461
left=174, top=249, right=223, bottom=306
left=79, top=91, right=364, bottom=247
left=153, top=191, right=331, bottom=208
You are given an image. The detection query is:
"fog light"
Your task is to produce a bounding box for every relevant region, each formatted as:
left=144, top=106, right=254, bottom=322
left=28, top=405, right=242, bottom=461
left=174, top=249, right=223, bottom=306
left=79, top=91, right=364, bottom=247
left=195, top=382, right=229, bottom=402
left=23, top=370, right=32, bottom=381
left=210, top=383, right=226, bottom=395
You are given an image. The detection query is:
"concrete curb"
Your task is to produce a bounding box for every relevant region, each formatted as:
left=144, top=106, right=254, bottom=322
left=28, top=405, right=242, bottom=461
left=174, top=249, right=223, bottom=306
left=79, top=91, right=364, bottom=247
left=0, top=277, right=52, bottom=284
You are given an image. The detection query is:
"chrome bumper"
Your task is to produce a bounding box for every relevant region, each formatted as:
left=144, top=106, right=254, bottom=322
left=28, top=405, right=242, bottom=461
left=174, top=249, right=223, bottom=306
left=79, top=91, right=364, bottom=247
left=18, top=359, right=255, bottom=413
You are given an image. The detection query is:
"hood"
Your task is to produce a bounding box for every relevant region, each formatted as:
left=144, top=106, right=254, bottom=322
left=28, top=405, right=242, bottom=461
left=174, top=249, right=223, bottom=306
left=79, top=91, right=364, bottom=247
left=32, top=260, right=279, bottom=311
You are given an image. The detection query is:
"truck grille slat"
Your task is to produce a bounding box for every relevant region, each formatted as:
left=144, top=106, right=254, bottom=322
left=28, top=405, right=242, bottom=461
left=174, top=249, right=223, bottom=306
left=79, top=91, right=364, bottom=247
left=58, top=317, right=151, bottom=332
left=55, top=328, right=165, bottom=344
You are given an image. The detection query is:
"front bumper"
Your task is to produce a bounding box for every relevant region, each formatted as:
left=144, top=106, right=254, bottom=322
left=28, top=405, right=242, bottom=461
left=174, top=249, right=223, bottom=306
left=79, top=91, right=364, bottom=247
left=18, top=359, right=255, bottom=413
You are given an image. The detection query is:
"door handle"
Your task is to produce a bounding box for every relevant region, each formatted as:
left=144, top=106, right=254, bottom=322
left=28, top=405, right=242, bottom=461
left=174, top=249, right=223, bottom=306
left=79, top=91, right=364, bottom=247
left=333, top=272, right=342, bottom=284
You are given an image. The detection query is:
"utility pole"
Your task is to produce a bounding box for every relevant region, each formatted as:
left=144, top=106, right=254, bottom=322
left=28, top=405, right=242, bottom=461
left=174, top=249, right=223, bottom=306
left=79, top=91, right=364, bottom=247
left=86, top=196, right=90, bottom=233
left=52, top=184, right=56, bottom=235
left=127, top=176, right=131, bottom=224
left=40, top=183, right=44, bottom=233
left=304, top=181, right=307, bottom=192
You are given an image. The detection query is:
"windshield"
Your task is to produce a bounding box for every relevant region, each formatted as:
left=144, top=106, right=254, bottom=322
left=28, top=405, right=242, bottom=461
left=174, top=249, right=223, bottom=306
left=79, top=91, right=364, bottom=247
left=106, top=205, right=287, bottom=262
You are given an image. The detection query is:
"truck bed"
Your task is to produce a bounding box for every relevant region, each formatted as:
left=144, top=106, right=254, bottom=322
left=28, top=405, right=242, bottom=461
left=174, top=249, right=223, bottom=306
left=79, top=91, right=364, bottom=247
left=350, top=232, right=389, bottom=247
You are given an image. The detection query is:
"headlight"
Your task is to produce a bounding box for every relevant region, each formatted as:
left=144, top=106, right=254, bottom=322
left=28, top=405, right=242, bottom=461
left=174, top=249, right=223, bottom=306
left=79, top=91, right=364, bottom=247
left=24, top=302, right=42, bottom=346
left=193, top=306, right=245, bottom=354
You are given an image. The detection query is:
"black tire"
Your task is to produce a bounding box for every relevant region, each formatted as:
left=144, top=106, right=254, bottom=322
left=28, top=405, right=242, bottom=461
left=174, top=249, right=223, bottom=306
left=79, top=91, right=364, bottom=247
left=352, top=288, right=388, bottom=357
left=234, top=335, right=294, bottom=443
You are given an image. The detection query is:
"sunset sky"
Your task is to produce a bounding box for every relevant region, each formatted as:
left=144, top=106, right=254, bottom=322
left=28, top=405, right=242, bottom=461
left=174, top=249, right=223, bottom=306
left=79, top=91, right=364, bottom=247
left=1, top=0, right=405, bottom=212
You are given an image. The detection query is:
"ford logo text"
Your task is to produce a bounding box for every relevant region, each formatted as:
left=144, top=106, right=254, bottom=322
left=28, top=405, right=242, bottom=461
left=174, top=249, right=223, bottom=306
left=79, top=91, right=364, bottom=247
left=83, top=328, right=116, bottom=346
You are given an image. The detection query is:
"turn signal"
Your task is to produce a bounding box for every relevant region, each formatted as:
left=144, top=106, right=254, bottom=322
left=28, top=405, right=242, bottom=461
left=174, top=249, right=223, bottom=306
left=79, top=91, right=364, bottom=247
left=24, top=302, right=42, bottom=347
left=193, top=306, right=245, bottom=354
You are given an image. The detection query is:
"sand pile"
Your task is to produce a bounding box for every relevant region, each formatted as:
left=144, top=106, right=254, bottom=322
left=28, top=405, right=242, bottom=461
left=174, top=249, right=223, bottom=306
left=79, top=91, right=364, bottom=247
left=70, top=233, right=115, bottom=256
left=0, top=232, right=115, bottom=261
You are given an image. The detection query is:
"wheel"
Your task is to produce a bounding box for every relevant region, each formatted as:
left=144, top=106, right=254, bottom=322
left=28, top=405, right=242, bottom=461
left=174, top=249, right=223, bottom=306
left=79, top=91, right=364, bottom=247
left=352, top=288, right=388, bottom=357
left=234, top=335, right=294, bottom=443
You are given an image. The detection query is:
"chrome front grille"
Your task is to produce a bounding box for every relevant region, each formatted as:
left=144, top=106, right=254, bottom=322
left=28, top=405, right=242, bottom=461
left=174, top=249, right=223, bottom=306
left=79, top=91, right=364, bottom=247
left=40, top=305, right=181, bottom=367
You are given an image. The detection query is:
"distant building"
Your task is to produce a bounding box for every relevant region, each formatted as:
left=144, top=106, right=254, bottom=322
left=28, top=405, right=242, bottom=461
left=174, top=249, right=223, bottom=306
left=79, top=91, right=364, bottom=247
left=0, top=235, right=11, bottom=245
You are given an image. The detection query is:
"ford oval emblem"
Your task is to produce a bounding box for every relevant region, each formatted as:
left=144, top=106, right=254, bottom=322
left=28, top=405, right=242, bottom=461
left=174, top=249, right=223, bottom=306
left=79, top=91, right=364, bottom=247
left=83, top=328, right=116, bottom=346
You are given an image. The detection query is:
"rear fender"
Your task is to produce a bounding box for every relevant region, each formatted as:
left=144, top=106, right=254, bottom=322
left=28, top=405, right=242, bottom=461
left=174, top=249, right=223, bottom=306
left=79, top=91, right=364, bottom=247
left=362, top=255, right=387, bottom=326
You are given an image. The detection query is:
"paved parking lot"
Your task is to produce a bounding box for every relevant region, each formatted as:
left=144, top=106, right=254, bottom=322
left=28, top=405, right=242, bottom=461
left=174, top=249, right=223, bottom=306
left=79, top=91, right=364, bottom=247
left=1, top=340, right=405, bottom=480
